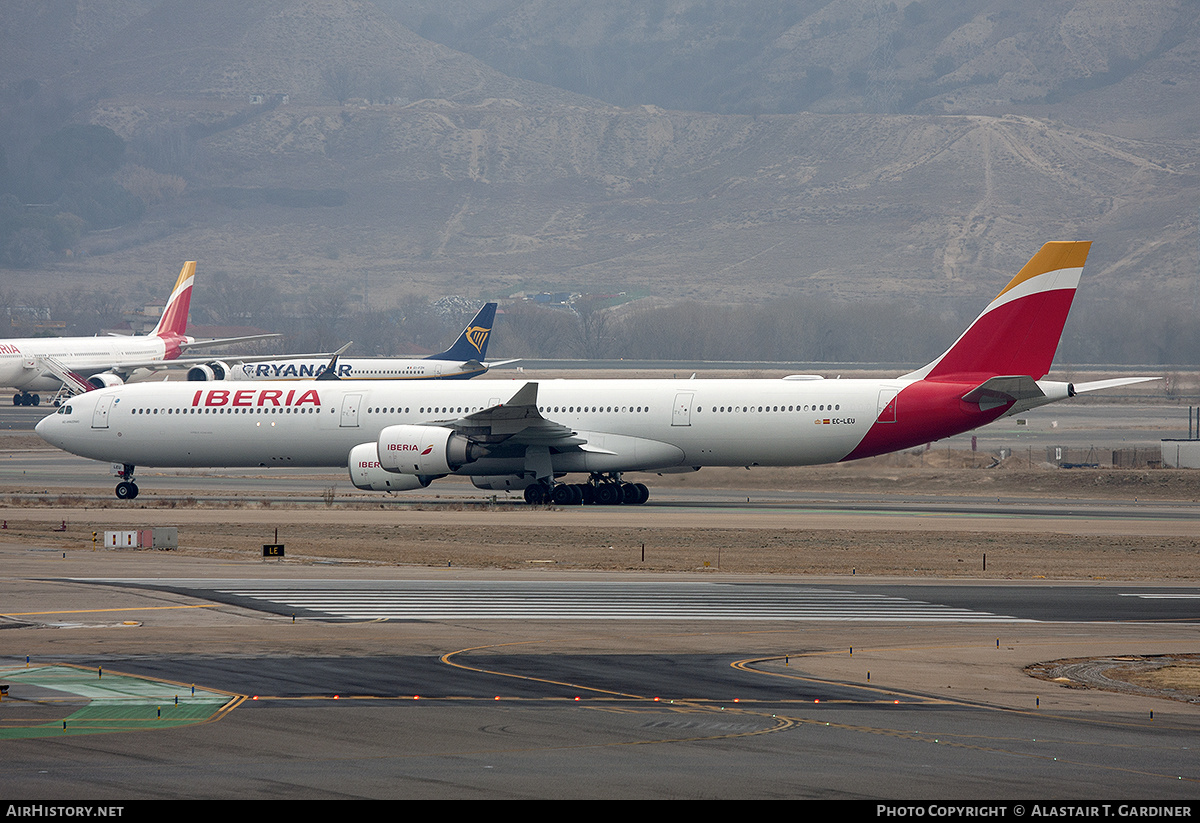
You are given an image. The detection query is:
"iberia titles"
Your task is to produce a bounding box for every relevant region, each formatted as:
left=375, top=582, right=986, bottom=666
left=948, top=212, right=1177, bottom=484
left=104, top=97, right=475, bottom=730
left=190, top=388, right=322, bottom=407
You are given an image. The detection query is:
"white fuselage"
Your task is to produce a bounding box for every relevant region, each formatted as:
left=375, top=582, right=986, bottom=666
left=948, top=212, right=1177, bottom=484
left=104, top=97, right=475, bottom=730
left=0, top=336, right=176, bottom=392
left=37, top=377, right=895, bottom=472
left=220, top=358, right=484, bottom=381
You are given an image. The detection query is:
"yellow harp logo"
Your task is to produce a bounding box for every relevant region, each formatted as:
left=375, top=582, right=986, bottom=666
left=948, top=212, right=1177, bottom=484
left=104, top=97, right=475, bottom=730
left=465, top=326, right=489, bottom=354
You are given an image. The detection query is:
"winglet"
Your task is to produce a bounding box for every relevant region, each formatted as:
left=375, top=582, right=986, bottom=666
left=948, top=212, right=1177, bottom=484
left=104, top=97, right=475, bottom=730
left=906, top=242, right=1089, bottom=383
left=315, top=342, right=352, bottom=380
left=150, top=262, right=196, bottom=339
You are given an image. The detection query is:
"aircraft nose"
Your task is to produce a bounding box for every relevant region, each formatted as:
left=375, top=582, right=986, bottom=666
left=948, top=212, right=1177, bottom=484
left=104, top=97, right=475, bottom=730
left=34, top=413, right=64, bottom=447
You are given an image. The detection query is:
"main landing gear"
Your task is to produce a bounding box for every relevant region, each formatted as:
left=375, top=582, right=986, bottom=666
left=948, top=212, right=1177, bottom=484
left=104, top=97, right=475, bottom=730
left=114, top=464, right=139, bottom=500
left=12, top=392, right=40, bottom=406
left=523, top=474, right=650, bottom=506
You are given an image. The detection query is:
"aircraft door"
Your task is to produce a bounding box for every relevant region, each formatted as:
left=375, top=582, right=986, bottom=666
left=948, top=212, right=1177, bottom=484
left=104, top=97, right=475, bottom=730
left=876, top=386, right=899, bottom=423
left=340, top=393, right=363, bottom=427
left=672, top=392, right=694, bottom=426
left=91, top=395, right=113, bottom=429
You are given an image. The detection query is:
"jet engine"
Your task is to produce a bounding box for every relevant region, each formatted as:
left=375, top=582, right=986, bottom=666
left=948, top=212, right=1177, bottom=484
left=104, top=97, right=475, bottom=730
left=186, top=361, right=230, bottom=381
left=377, top=424, right=487, bottom=475
left=348, top=443, right=435, bottom=491
left=86, top=372, right=125, bottom=390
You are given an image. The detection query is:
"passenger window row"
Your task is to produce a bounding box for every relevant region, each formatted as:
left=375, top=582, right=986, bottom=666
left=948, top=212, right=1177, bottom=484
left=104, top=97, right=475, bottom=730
left=699, top=404, right=840, bottom=413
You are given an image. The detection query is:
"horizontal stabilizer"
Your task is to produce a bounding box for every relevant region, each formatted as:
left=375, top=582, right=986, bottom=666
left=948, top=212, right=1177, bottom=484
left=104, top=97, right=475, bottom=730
left=961, top=375, right=1046, bottom=410
left=1072, top=377, right=1160, bottom=394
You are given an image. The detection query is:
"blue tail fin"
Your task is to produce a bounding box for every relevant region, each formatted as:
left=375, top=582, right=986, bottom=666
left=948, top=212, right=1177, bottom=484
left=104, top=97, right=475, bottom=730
left=427, top=303, right=497, bottom=361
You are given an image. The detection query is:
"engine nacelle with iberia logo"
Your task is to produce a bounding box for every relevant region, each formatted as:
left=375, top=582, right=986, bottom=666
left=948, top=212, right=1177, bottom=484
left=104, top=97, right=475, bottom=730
left=348, top=443, right=436, bottom=491
left=86, top=372, right=125, bottom=390
left=377, top=424, right=487, bottom=475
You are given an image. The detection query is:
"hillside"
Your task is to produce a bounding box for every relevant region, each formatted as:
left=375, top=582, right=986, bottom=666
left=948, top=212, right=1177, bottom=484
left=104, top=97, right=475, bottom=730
left=0, top=0, right=1197, bottom=351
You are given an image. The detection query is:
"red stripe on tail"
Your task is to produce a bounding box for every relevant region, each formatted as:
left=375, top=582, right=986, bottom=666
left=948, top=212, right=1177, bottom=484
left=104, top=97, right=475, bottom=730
left=151, top=261, right=195, bottom=339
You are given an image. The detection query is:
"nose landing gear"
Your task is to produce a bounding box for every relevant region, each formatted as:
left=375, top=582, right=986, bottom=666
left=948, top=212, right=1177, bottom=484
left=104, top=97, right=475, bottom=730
left=114, top=464, right=139, bottom=500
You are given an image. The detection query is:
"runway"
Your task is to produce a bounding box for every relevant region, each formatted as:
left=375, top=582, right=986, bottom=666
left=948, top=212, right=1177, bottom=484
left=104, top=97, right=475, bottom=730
left=67, top=577, right=1038, bottom=622
left=58, top=577, right=1200, bottom=623
left=3, top=548, right=1200, bottom=799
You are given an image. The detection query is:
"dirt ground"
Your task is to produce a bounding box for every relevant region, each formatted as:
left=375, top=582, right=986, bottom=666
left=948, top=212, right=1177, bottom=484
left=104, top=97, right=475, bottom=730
left=4, top=401, right=1199, bottom=579
left=1027, top=656, right=1200, bottom=703
left=3, top=448, right=1198, bottom=579
left=3, top=514, right=1197, bottom=579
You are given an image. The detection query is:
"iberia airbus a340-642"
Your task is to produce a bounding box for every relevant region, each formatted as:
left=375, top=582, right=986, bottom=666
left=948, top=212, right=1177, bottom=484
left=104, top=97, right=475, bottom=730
left=37, top=241, right=1154, bottom=503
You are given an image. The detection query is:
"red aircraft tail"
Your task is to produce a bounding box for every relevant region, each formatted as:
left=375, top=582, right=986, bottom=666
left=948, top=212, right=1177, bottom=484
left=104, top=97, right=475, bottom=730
left=150, top=262, right=195, bottom=340
left=844, top=242, right=1091, bottom=462
left=905, top=241, right=1089, bottom=384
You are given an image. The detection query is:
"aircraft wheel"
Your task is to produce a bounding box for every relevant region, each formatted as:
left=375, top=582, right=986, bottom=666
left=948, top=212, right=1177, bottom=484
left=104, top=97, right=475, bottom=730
left=620, top=482, right=642, bottom=505
left=579, top=484, right=596, bottom=505
left=551, top=484, right=582, bottom=506
left=595, top=484, right=622, bottom=505
left=632, top=483, right=649, bottom=505
left=524, top=483, right=548, bottom=505
left=31, top=394, right=39, bottom=406
left=115, top=481, right=137, bottom=500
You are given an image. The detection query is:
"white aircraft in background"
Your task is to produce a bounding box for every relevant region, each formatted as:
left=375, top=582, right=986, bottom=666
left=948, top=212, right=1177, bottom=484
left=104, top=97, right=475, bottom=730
left=183, top=303, right=506, bottom=383
left=1, top=262, right=276, bottom=406
left=37, top=241, right=1155, bottom=503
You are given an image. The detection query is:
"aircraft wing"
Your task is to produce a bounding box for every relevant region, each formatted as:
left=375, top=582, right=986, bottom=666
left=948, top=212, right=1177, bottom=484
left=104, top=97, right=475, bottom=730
left=177, top=333, right=282, bottom=351
left=98, top=346, right=349, bottom=375
left=426, top=382, right=586, bottom=448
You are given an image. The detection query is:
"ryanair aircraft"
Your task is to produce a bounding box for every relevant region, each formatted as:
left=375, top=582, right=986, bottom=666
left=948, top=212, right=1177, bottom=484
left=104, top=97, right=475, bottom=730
left=37, top=242, right=1154, bottom=503
left=184, top=303, right=504, bottom=382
